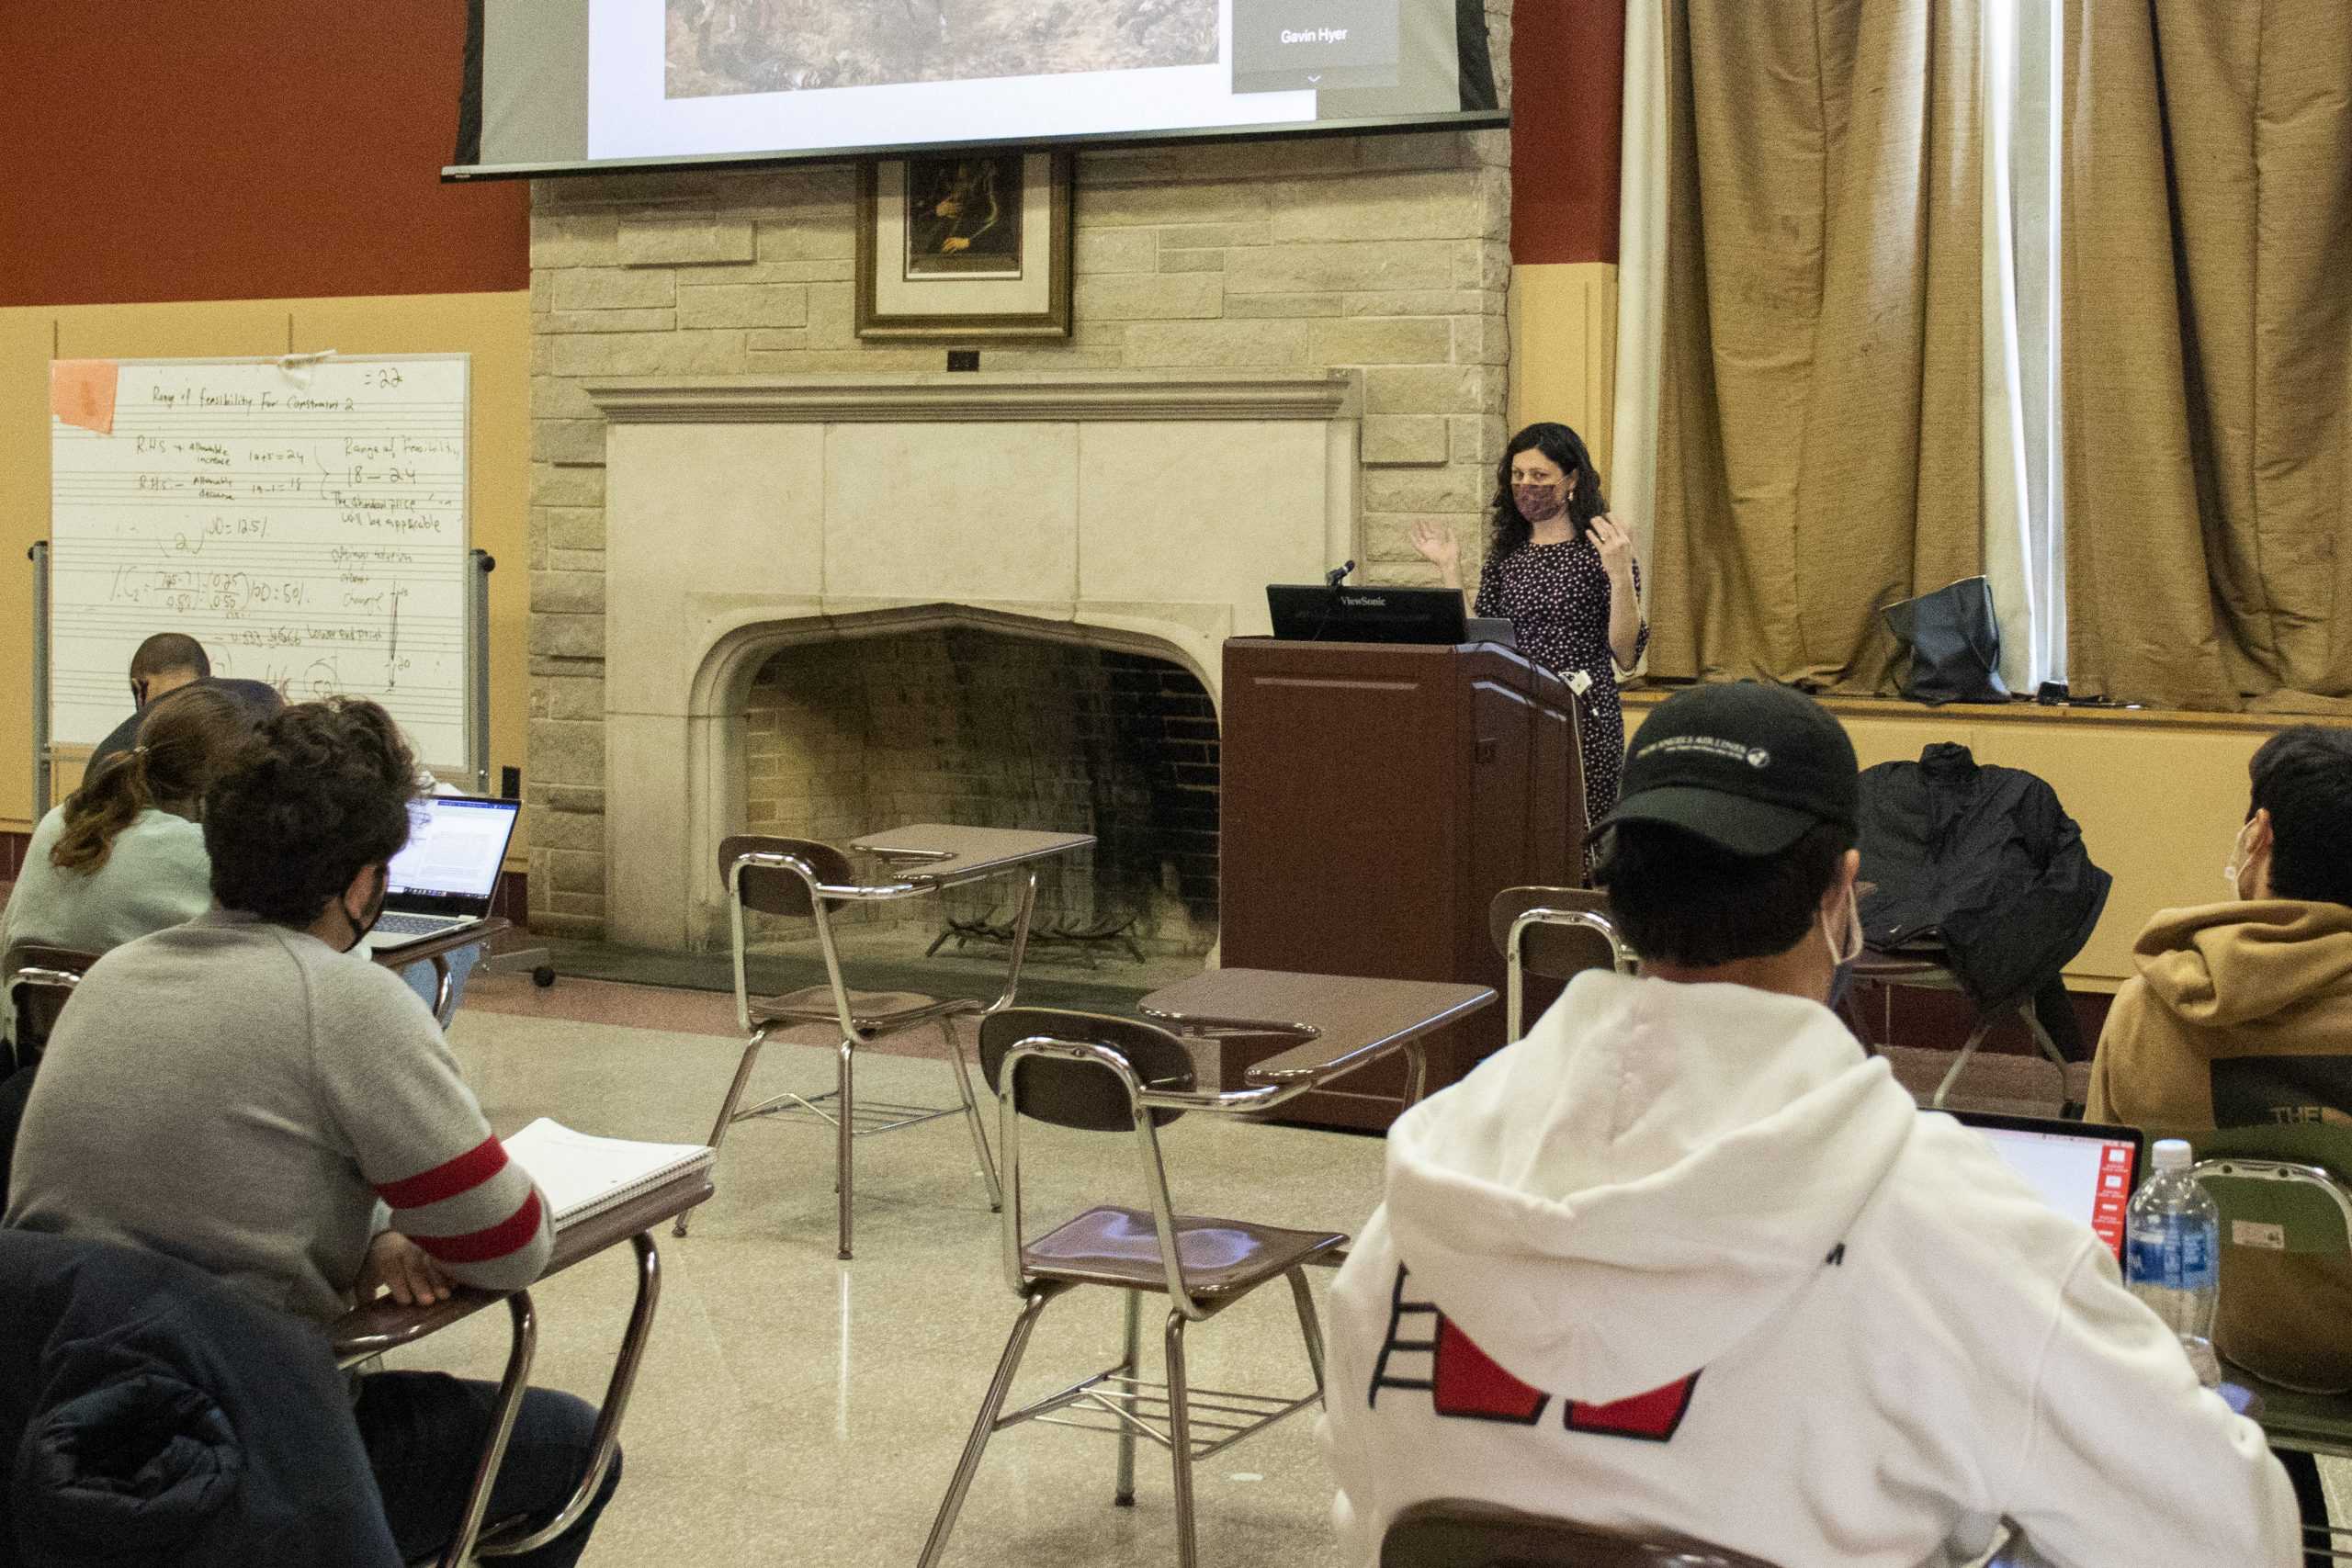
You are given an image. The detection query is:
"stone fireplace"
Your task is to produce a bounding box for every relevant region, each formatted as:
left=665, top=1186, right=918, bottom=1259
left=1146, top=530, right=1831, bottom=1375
left=741, top=622, right=1219, bottom=957
left=526, top=107, right=1517, bottom=942
left=587, top=370, right=1359, bottom=951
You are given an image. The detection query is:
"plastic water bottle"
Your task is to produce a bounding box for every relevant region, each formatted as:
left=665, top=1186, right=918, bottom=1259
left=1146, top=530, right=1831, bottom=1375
left=2125, top=1139, right=2222, bottom=1387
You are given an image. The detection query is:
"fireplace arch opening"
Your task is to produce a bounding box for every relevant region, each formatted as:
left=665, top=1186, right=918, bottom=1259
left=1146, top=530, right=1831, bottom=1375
left=734, top=620, right=1219, bottom=968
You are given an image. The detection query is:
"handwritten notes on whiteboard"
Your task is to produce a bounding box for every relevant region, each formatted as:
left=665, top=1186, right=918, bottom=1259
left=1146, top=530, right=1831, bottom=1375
left=48, top=356, right=471, bottom=766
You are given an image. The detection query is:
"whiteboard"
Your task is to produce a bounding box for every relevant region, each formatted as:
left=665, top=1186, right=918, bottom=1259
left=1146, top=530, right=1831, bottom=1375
left=48, top=355, right=472, bottom=769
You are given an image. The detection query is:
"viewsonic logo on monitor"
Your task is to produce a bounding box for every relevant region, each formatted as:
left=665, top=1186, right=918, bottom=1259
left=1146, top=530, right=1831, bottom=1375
left=1340, top=593, right=1388, bottom=608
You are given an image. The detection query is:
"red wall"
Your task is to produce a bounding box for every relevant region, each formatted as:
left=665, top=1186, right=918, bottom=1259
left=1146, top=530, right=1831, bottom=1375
left=1510, top=1, right=1626, bottom=265
left=0, top=5, right=1616, bottom=306
left=0, top=2, right=527, bottom=308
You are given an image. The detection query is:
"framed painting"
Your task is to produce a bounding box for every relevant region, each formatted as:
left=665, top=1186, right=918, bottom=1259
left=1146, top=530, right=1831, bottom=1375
left=855, top=151, right=1073, bottom=340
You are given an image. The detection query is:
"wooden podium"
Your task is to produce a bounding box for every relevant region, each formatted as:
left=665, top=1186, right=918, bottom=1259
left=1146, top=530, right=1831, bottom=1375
left=1217, top=637, right=1585, bottom=1130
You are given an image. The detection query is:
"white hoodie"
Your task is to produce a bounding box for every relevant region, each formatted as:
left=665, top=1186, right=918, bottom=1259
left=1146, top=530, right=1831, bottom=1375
left=1319, top=970, right=2297, bottom=1568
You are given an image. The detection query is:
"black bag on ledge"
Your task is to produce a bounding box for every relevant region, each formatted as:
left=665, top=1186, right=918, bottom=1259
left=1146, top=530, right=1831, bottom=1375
left=1882, top=575, right=2009, bottom=705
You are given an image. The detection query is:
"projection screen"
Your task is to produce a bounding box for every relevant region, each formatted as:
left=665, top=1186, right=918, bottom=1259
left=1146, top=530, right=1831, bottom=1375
left=450, top=0, right=1503, bottom=179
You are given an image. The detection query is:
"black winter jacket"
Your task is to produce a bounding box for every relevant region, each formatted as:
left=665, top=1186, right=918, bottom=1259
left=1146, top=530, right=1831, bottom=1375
left=0, top=1231, right=400, bottom=1568
left=1855, top=744, right=2111, bottom=1012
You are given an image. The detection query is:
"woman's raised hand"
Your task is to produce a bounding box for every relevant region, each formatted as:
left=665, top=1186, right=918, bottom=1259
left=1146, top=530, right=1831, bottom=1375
left=1589, top=513, right=1637, bottom=581
left=1409, top=519, right=1460, bottom=572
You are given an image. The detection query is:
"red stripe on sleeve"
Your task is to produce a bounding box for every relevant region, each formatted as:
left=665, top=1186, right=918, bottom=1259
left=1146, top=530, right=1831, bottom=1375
left=411, top=1190, right=546, bottom=1266
left=374, top=1136, right=509, bottom=1211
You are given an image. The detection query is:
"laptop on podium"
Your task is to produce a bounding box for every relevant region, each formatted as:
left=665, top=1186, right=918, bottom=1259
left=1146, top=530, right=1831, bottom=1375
left=360, top=795, right=523, bottom=958
left=1268, top=583, right=1514, bottom=647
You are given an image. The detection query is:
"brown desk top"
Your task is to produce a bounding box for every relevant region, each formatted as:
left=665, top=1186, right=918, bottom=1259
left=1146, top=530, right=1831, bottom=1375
left=1138, top=968, right=1495, bottom=1093
left=850, top=824, right=1095, bottom=884
left=366, top=916, right=512, bottom=972
left=331, top=1172, right=712, bottom=1360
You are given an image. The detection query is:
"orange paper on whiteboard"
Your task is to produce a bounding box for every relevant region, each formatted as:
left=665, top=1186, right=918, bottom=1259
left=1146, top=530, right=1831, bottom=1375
left=51, top=359, right=119, bottom=435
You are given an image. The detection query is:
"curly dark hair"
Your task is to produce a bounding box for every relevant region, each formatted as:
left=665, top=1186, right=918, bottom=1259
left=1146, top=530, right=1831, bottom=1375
left=204, top=697, right=419, bottom=927
left=1487, top=422, right=1609, bottom=561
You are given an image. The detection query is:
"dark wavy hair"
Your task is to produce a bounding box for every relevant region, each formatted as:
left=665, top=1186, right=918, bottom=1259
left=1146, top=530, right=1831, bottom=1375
left=204, top=697, right=420, bottom=927
left=51, top=685, right=256, bottom=874
left=1488, top=422, right=1609, bottom=560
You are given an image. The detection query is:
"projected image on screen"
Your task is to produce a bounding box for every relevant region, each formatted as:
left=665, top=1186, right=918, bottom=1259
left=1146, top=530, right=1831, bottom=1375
left=666, top=0, right=1220, bottom=97
left=459, top=0, right=1499, bottom=177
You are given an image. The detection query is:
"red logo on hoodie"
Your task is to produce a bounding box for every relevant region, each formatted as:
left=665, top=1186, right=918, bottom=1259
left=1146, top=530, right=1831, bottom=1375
left=1370, top=1267, right=1700, bottom=1441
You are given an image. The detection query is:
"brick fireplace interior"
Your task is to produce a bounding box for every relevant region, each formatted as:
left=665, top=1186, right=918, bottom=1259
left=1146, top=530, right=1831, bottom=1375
left=740, top=626, right=1220, bottom=963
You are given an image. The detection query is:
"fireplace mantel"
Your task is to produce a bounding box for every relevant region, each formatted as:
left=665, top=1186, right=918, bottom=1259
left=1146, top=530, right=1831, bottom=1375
left=584, top=369, right=1361, bottom=424
left=589, top=368, right=1363, bottom=950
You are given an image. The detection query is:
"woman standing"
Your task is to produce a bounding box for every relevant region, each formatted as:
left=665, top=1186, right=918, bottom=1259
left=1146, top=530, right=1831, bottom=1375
left=1413, top=421, right=1648, bottom=840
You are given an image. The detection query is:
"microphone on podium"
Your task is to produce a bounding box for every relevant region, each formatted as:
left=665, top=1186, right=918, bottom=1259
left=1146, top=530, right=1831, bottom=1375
left=1325, top=559, right=1356, bottom=589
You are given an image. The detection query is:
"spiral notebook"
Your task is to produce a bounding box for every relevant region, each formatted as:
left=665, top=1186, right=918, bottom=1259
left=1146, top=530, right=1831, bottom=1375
left=503, top=1119, right=715, bottom=1229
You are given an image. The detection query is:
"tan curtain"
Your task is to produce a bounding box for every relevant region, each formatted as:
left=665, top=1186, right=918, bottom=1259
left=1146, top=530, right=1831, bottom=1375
left=2061, top=0, right=2352, bottom=712
left=1650, top=0, right=1984, bottom=691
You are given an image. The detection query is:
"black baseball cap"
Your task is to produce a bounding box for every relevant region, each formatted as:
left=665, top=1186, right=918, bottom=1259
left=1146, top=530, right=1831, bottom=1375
left=1595, top=682, right=1860, bottom=856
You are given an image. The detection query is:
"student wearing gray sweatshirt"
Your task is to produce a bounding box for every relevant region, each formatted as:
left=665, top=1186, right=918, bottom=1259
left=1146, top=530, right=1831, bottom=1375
left=6, top=697, right=619, bottom=1568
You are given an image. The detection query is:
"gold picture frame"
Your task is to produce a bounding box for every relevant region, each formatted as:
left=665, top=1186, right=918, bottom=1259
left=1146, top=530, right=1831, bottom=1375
left=855, top=151, right=1074, bottom=341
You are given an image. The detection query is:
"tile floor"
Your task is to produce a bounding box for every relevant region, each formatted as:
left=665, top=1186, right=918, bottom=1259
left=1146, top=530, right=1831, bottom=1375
left=415, top=971, right=1383, bottom=1567
left=424, top=969, right=2352, bottom=1566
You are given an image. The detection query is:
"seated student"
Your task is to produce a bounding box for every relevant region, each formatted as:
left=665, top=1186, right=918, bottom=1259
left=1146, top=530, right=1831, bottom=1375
left=6, top=697, right=619, bottom=1568
left=1318, top=682, right=2294, bottom=1568
left=2, top=683, right=255, bottom=1038
left=85, top=631, right=282, bottom=774
left=2088, top=727, right=2352, bottom=1542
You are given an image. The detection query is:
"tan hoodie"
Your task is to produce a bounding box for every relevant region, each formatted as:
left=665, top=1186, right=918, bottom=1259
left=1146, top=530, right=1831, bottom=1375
left=2087, top=899, right=2352, bottom=1391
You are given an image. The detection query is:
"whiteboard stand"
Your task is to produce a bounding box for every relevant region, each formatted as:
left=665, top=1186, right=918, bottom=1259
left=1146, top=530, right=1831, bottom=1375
left=28, top=541, right=51, bottom=821
left=468, top=548, right=493, bottom=796
left=464, top=546, right=557, bottom=989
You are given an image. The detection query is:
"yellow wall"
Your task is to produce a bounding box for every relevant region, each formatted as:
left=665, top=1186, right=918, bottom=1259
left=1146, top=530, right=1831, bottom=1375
left=0, top=291, right=533, bottom=860
left=1508, top=262, right=1620, bottom=477
left=1626, top=692, right=2278, bottom=990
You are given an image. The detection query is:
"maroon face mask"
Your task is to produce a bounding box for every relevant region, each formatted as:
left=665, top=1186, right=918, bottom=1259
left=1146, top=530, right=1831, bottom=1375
left=1513, top=482, right=1567, bottom=524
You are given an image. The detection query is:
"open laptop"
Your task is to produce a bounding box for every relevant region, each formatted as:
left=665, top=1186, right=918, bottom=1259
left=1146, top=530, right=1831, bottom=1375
left=1950, top=1110, right=2144, bottom=1263
left=360, top=795, right=523, bottom=957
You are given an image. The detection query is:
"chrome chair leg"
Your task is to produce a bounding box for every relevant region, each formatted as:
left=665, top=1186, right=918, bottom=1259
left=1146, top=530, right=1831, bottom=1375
left=678, top=1025, right=771, bottom=1237
left=1114, top=1291, right=1142, bottom=1506
left=1165, top=1309, right=1200, bottom=1568
left=919, top=1291, right=1054, bottom=1568
left=1286, top=1268, right=1328, bottom=1396
left=837, top=1034, right=856, bottom=1261
left=944, top=1017, right=1003, bottom=1212
left=2022, top=1001, right=2069, bottom=1068
left=480, top=1235, right=660, bottom=1557
left=435, top=1292, right=537, bottom=1568
left=1930, top=1015, right=1999, bottom=1109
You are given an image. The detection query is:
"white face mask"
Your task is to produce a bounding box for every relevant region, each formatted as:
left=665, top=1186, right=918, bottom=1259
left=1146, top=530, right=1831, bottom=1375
left=1820, top=881, right=1863, bottom=969
left=2223, top=818, right=2258, bottom=897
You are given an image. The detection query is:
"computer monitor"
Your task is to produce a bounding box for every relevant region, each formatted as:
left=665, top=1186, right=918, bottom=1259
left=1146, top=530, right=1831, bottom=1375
left=1950, top=1110, right=2144, bottom=1263
left=1267, top=584, right=1468, bottom=645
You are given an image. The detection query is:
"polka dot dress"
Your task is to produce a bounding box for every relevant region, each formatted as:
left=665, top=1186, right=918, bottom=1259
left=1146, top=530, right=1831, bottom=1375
left=1476, top=537, right=1648, bottom=839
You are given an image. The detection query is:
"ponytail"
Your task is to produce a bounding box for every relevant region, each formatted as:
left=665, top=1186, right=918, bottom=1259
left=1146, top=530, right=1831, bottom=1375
left=51, top=750, right=155, bottom=873
left=51, top=684, right=256, bottom=875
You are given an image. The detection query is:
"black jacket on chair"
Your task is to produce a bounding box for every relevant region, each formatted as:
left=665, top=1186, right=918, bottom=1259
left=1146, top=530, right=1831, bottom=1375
left=0, top=1231, right=400, bottom=1568
left=1856, top=744, right=2111, bottom=1014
